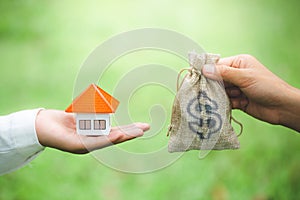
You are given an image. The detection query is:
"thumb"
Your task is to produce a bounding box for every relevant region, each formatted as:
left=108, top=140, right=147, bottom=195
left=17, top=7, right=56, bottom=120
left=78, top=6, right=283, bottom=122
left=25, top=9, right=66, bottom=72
left=202, top=64, right=245, bottom=86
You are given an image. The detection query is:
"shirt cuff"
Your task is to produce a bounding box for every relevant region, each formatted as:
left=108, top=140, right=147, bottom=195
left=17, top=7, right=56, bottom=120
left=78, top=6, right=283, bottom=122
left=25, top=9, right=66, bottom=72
left=0, top=108, right=45, bottom=175
left=11, top=108, right=45, bottom=155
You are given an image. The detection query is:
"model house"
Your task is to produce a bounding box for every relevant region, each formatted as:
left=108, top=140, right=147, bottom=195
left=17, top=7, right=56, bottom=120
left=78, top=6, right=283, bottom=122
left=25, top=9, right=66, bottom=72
left=65, top=83, right=119, bottom=135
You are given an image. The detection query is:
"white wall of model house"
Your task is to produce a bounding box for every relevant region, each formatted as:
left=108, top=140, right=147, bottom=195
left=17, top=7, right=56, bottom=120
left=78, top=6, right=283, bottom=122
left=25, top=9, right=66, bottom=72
left=76, top=113, right=111, bottom=135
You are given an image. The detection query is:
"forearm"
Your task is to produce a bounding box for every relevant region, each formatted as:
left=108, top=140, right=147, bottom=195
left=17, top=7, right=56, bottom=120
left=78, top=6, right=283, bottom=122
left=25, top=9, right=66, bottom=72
left=279, top=86, right=300, bottom=132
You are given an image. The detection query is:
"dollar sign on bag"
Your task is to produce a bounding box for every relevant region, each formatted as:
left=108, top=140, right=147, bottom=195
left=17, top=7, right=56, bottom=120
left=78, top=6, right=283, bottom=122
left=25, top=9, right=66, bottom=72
left=187, top=91, right=222, bottom=139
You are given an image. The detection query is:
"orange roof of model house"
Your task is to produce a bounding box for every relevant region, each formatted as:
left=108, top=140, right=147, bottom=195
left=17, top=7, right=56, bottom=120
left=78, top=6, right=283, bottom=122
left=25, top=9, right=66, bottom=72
left=65, top=84, right=119, bottom=113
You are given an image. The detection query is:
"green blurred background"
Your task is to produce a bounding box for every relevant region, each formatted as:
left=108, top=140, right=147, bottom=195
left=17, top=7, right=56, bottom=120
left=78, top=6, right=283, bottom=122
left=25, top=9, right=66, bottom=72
left=1, top=0, right=300, bottom=199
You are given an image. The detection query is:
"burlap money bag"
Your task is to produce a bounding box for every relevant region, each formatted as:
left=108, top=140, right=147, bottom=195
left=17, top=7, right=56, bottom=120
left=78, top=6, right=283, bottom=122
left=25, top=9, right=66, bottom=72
left=167, top=51, right=240, bottom=152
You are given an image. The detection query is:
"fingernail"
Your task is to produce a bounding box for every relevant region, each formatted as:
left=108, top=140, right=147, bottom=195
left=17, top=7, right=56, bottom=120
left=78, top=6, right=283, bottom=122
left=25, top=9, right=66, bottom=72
left=203, top=64, right=215, bottom=74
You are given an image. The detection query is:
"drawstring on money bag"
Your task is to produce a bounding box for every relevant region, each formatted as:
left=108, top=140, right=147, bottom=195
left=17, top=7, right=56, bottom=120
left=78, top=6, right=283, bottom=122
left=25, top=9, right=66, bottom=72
left=230, top=115, right=243, bottom=137
left=176, top=67, right=191, bottom=91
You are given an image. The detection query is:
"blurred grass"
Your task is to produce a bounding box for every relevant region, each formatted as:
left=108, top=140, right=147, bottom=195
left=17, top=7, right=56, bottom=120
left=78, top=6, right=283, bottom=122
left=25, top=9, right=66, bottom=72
left=1, top=0, right=300, bottom=200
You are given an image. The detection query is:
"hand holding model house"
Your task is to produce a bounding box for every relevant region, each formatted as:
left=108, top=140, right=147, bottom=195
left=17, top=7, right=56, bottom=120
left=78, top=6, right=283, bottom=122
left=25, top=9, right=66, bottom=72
left=36, top=84, right=150, bottom=154
left=0, top=83, right=150, bottom=175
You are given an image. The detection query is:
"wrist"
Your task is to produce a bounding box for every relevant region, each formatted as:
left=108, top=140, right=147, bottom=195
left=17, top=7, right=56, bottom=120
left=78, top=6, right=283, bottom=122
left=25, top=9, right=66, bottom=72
left=278, top=86, right=300, bottom=132
left=35, top=109, right=47, bottom=147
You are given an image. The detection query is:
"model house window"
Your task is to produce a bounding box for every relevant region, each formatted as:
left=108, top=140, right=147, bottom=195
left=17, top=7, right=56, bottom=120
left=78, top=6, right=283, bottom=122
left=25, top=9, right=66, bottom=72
left=94, top=120, right=106, bottom=130
left=79, top=120, right=91, bottom=130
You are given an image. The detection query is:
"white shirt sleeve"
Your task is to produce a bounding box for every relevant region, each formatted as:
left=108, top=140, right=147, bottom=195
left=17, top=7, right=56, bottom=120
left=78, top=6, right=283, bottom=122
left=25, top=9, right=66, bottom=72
left=0, top=109, right=45, bottom=175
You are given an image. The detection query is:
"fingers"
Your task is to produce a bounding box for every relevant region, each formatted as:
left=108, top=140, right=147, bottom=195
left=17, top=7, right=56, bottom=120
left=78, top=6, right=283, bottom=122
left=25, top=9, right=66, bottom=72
left=218, top=54, right=257, bottom=69
left=203, top=54, right=260, bottom=87
left=202, top=55, right=254, bottom=114
left=110, top=122, right=150, bottom=135
left=230, top=97, right=249, bottom=111
left=226, top=86, right=249, bottom=111
left=202, top=63, right=246, bottom=86
left=226, top=86, right=242, bottom=98
left=75, top=123, right=150, bottom=153
left=225, top=86, right=249, bottom=112
left=218, top=56, right=237, bottom=67
left=109, top=123, right=150, bottom=143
